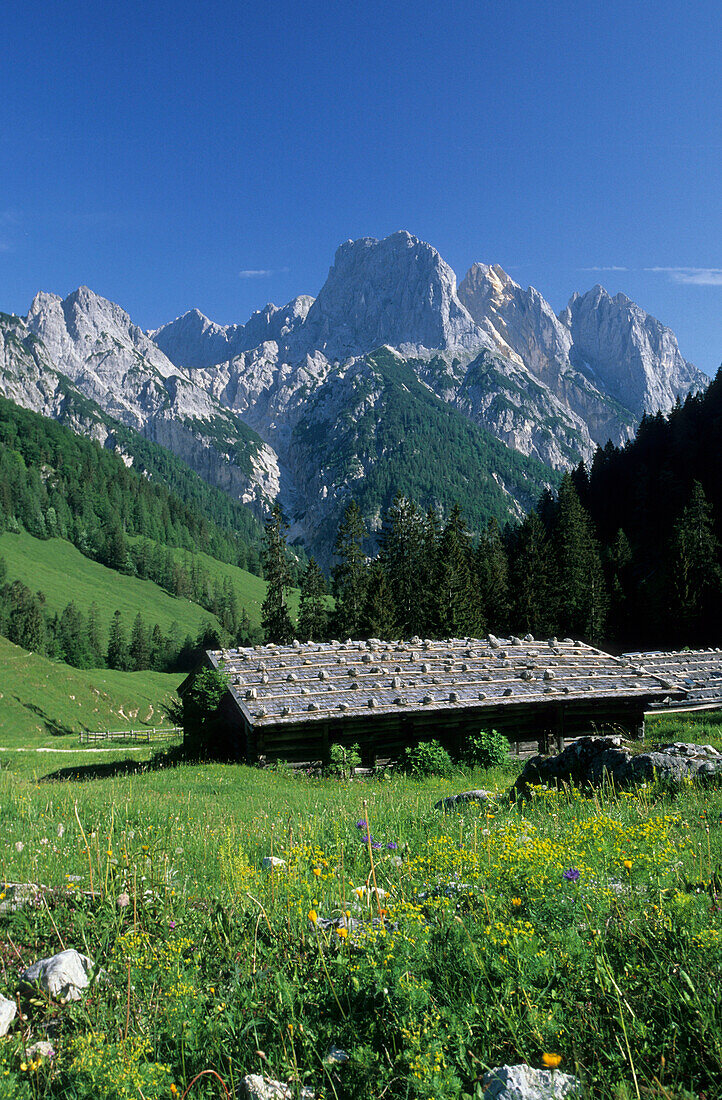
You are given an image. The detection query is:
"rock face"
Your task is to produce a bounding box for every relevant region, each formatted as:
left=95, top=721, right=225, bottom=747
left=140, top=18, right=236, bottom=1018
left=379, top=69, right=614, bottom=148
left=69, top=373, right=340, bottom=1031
left=1, top=232, right=708, bottom=559
left=301, top=230, right=485, bottom=358
left=21, top=948, right=94, bottom=1001
left=459, top=263, right=704, bottom=446
left=6, top=292, right=280, bottom=512
left=514, top=736, right=722, bottom=797
left=151, top=296, right=313, bottom=369
left=561, top=285, right=707, bottom=417
left=483, top=1064, right=581, bottom=1099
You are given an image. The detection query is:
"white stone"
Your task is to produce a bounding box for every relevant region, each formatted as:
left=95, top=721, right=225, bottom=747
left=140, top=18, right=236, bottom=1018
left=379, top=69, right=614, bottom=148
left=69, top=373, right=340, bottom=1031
left=262, top=856, right=286, bottom=870
left=0, top=995, right=17, bottom=1036
left=21, top=949, right=94, bottom=1001
left=241, top=1074, right=315, bottom=1099
left=483, top=1063, right=581, bottom=1099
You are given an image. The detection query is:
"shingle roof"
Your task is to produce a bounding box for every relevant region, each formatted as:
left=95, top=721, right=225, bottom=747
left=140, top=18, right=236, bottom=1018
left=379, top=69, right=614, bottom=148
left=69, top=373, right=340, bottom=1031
left=623, top=649, right=722, bottom=709
left=207, top=635, right=676, bottom=728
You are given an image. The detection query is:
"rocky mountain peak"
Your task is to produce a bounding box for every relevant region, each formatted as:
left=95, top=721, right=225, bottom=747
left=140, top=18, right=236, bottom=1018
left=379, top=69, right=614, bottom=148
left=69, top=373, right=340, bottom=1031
left=302, top=230, right=485, bottom=358
left=564, top=285, right=707, bottom=417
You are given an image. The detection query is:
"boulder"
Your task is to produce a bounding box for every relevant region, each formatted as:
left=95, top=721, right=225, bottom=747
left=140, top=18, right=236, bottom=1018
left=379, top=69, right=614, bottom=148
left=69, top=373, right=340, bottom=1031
left=0, top=995, right=16, bottom=1036
left=513, top=736, right=722, bottom=797
left=21, top=949, right=94, bottom=1001
left=434, top=789, right=491, bottom=811
left=0, top=882, right=39, bottom=913
left=262, top=856, right=286, bottom=870
left=483, top=1064, right=581, bottom=1099
left=241, top=1074, right=315, bottom=1099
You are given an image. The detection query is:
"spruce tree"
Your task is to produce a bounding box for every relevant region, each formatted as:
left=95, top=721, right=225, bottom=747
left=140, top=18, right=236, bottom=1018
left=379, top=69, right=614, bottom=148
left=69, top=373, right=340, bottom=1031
left=378, top=493, right=426, bottom=637
left=260, top=504, right=295, bottom=644
left=332, top=500, right=368, bottom=639
left=668, top=481, right=722, bottom=642
left=87, top=602, right=104, bottom=666
left=297, top=558, right=329, bottom=642
left=507, top=512, right=554, bottom=637
left=438, top=504, right=484, bottom=638
left=106, top=610, right=131, bottom=670
left=130, top=612, right=151, bottom=670
left=549, top=474, right=608, bottom=642
left=476, top=518, right=510, bottom=634
left=58, top=600, right=91, bottom=668
left=362, top=561, right=397, bottom=640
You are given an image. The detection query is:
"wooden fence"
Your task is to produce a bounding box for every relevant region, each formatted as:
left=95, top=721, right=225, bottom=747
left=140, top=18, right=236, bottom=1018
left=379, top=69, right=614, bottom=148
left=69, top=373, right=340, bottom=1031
left=78, top=727, right=183, bottom=745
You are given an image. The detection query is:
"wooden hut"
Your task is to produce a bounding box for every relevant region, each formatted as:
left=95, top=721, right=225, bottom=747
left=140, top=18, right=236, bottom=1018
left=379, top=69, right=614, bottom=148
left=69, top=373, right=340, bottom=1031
left=187, top=635, right=679, bottom=764
left=622, top=649, right=722, bottom=711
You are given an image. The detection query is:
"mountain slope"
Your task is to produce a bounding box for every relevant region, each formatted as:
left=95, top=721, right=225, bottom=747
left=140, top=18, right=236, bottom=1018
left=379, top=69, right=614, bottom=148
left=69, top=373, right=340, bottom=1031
left=18, top=290, right=281, bottom=509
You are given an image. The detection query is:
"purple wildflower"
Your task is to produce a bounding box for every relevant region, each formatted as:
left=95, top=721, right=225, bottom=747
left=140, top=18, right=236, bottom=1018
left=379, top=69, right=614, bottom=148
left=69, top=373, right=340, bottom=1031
left=372, top=842, right=383, bottom=850
left=169, top=920, right=176, bottom=929
left=387, top=842, right=399, bottom=850
left=356, top=820, right=368, bottom=830
left=562, top=868, right=580, bottom=882
left=361, top=835, right=371, bottom=844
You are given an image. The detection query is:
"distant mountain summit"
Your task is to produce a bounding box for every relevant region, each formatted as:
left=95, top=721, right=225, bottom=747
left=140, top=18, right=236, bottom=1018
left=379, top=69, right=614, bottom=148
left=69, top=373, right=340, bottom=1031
left=560, top=284, right=703, bottom=417
left=0, top=231, right=709, bottom=560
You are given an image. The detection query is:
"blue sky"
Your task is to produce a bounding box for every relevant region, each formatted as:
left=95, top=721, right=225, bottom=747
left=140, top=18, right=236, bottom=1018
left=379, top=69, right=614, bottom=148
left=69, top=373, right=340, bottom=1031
left=2, top=0, right=721, bottom=373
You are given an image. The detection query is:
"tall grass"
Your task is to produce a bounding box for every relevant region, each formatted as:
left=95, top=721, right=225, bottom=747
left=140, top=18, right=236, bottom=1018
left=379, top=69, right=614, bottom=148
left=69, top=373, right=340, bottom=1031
left=0, top=752, right=721, bottom=1098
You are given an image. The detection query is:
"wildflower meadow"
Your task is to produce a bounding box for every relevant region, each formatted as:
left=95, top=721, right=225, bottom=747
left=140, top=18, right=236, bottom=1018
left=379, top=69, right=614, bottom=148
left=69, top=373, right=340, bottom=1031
left=0, top=723, right=721, bottom=1099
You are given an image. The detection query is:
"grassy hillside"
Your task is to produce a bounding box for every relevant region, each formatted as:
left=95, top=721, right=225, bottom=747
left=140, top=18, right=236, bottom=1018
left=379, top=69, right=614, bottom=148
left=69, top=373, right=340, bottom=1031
left=0, top=635, right=181, bottom=747
left=0, top=529, right=225, bottom=640
left=136, top=538, right=304, bottom=627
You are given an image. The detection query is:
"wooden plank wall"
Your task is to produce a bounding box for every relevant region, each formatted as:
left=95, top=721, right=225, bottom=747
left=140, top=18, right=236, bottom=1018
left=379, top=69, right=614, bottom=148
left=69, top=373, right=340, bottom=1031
left=241, top=697, right=647, bottom=765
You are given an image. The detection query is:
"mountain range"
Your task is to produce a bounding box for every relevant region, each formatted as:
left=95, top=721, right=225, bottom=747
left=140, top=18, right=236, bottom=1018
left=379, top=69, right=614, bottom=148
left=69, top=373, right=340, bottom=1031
left=0, top=231, right=707, bottom=560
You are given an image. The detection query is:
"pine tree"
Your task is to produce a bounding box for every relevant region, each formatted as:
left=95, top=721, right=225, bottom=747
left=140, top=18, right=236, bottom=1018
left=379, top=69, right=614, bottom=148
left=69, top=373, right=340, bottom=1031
left=260, top=504, right=295, bottom=644
left=362, top=561, right=397, bottom=639
left=507, top=512, right=554, bottom=637
left=332, top=500, right=368, bottom=639
left=476, top=518, right=510, bottom=634
left=604, top=528, right=634, bottom=645
left=106, top=610, right=131, bottom=670
left=549, top=474, right=608, bottom=642
left=417, top=507, right=443, bottom=637
left=130, top=612, right=151, bottom=670
left=378, top=493, right=426, bottom=638
left=438, top=504, right=484, bottom=637
left=58, top=600, right=92, bottom=668
left=297, top=558, right=329, bottom=641
left=87, top=602, right=104, bottom=666
left=668, top=481, right=722, bottom=643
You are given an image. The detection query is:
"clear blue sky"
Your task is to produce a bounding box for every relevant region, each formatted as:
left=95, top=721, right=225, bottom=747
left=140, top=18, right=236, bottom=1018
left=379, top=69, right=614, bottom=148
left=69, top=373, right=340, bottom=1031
left=2, top=0, right=721, bottom=373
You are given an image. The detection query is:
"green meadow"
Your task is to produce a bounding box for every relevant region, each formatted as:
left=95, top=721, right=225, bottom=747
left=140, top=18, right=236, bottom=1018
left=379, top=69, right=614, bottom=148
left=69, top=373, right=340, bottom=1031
left=0, top=636, right=181, bottom=748
left=0, top=530, right=226, bottom=641
left=0, top=718, right=721, bottom=1099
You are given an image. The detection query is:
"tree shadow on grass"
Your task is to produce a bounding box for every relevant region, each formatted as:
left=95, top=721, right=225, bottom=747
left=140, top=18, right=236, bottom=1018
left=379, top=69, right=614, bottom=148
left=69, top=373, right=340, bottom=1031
left=20, top=702, right=76, bottom=738
left=38, top=745, right=187, bottom=783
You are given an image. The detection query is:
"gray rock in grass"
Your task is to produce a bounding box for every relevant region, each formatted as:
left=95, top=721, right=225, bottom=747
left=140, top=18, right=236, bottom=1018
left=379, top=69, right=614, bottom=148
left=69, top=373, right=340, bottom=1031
left=21, top=949, right=94, bottom=1001
left=434, top=789, right=491, bottom=811
left=0, top=882, right=39, bottom=913
left=483, top=1063, right=581, bottom=1099
left=0, top=995, right=17, bottom=1036
left=26, top=1040, right=55, bottom=1060
left=261, top=856, right=286, bottom=870
left=241, top=1075, right=315, bottom=1099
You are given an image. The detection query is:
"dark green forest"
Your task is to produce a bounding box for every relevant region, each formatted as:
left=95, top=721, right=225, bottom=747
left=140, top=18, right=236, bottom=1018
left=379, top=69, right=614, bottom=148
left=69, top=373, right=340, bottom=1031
left=277, top=371, right=722, bottom=652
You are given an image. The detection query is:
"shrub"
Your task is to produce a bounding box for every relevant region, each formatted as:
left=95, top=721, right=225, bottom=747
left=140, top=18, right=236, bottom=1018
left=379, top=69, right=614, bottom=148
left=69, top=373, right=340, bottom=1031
left=404, top=739, right=454, bottom=778
left=326, top=742, right=361, bottom=779
left=463, top=728, right=509, bottom=769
